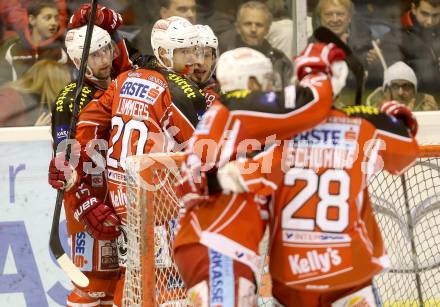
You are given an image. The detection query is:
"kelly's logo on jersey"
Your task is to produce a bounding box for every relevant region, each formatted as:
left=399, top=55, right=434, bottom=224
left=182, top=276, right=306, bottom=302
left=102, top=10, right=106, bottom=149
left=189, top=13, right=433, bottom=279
left=293, top=122, right=359, bottom=149
left=289, top=248, right=342, bottom=276
left=120, top=77, right=164, bottom=104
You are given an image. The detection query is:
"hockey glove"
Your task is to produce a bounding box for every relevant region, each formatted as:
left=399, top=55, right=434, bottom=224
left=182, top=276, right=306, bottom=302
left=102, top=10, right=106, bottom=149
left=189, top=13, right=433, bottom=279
left=48, top=153, right=79, bottom=191
left=294, top=42, right=346, bottom=81
left=68, top=4, right=123, bottom=33
left=175, top=155, right=211, bottom=210
left=380, top=101, right=418, bottom=137
left=74, top=188, right=120, bottom=240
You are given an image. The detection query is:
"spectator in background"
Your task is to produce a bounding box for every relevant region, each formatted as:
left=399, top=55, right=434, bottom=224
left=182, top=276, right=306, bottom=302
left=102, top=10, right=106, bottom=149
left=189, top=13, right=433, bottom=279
left=314, top=0, right=384, bottom=91
left=132, top=0, right=197, bottom=55
left=379, top=0, right=440, bottom=94
left=0, top=0, right=68, bottom=83
left=315, top=0, right=376, bottom=64
left=0, top=59, right=71, bottom=127
left=265, top=0, right=294, bottom=59
left=367, top=61, right=438, bottom=111
left=0, top=0, right=67, bottom=44
left=218, top=1, right=292, bottom=88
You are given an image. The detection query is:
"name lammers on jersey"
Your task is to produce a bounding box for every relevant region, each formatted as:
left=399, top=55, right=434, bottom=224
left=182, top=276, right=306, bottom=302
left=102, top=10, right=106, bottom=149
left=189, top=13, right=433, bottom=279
left=116, top=98, right=150, bottom=120
left=289, top=248, right=342, bottom=275
left=288, top=122, right=360, bottom=170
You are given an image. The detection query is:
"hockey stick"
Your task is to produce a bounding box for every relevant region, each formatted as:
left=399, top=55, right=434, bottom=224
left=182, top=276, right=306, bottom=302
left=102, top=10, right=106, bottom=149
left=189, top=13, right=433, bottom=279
left=313, top=26, right=365, bottom=105
left=49, top=0, right=99, bottom=288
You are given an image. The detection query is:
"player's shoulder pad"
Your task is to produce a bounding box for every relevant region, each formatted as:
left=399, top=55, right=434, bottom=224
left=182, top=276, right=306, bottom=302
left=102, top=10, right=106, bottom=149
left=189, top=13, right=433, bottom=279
left=221, top=90, right=288, bottom=114
left=341, top=105, right=411, bottom=137
left=165, top=71, right=206, bottom=101
left=53, top=82, right=97, bottom=114
left=163, top=70, right=207, bottom=121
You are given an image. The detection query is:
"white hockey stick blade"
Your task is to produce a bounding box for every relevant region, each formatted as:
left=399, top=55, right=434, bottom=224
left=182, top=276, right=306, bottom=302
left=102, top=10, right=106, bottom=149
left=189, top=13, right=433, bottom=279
left=57, top=253, right=89, bottom=287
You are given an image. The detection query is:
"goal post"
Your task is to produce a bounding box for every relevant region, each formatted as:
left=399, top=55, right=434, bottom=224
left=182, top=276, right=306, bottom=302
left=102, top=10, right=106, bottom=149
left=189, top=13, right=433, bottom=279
left=370, top=144, right=440, bottom=306
left=124, top=153, right=187, bottom=307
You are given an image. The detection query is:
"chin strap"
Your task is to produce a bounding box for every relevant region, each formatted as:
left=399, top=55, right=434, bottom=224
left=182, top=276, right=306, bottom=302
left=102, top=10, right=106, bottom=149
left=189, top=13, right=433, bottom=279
left=87, top=75, right=111, bottom=90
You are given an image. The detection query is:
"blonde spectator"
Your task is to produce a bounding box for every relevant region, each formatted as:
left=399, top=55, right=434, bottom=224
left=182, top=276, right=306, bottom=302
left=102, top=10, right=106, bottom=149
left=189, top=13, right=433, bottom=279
left=314, top=0, right=383, bottom=91
left=0, top=59, right=71, bottom=127
left=367, top=61, right=438, bottom=111
left=316, top=0, right=354, bottom=41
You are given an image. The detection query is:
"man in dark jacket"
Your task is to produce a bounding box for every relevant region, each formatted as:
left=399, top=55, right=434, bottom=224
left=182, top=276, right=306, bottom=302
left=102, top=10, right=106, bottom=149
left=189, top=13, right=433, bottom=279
left=380, top=0, right=440, bottom=94
left=218, top=1, right=292, bottom=88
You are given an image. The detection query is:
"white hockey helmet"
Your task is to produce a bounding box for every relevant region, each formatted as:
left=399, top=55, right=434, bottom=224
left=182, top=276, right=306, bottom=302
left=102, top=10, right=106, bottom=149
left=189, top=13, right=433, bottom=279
left=195, top=24, right=218, bottom=58
left=216, top=47, right=273, bottom=92
left=65, top=25, right=112, bottom=68
left=151, top=16, right=200, bottom=68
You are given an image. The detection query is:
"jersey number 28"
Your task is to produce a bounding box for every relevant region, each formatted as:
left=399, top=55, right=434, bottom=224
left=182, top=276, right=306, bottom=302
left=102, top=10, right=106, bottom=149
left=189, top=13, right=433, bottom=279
left=282, top=168, right=350, bottom=233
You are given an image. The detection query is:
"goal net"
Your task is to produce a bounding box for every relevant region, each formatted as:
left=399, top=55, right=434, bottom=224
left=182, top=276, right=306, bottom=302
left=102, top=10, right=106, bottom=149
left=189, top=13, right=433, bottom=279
left=122, top=112, right=440, bottom=306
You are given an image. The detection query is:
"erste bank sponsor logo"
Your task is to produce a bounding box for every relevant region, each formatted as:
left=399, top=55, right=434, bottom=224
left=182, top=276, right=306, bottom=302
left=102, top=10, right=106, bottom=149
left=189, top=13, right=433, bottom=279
left=289, top=248, right=342, bottom=275
left=119, top=77, right=165, bottom=104
left=288, top=122, right=360, bottom=169
left=74, top=231, right=93, bottom=271
left=293, top=122, right=359, bottom=149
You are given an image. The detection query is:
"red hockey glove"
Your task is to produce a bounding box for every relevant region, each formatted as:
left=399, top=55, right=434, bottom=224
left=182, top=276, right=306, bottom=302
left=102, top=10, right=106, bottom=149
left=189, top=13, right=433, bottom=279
left=380, top=101, right=418, bottom=137
left=68, top=4, right=122, bottom=33
left=48, top=150, right=80, bottom=191
left=294, top=42, right=346, bottom=81
left=175, top=155, right=211, bottom=210
left=74, top=193, right=120, bottom=241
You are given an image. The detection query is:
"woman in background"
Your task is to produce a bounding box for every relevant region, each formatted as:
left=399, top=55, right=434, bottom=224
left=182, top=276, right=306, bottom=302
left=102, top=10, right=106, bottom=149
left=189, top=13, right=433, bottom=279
left=0, top=59, right=71, bottom=127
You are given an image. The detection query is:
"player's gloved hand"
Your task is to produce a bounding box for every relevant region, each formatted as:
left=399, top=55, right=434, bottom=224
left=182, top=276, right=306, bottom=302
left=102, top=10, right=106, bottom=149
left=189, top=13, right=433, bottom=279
left=68, top=4, right=123, bottom=33
left=48, top=151, right=80, bottom=191
left=175, top=155, right=211, bottom=210
left=74, top=187, right=120, bottom=240
left=217, top=161, right=247, bottom=194
left=294, top=42, right=346, bottom=81
left=380, top=100, right=418, bottom=136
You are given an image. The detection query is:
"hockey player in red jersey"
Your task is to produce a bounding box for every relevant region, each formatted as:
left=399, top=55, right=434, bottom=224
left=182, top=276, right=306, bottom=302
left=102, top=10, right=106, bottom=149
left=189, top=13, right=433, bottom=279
left=47, top=5, right=132, bottom=306
left=52, top=16, right=208, bottom=306
left=173, top=43, right=350, bottom=306
left=215, top=100, right=418, bottom=306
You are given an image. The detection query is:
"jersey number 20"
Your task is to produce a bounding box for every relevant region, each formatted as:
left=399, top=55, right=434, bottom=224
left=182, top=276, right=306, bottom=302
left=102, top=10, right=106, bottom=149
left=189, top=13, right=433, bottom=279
left=107, top=117, right=149, bottom=169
